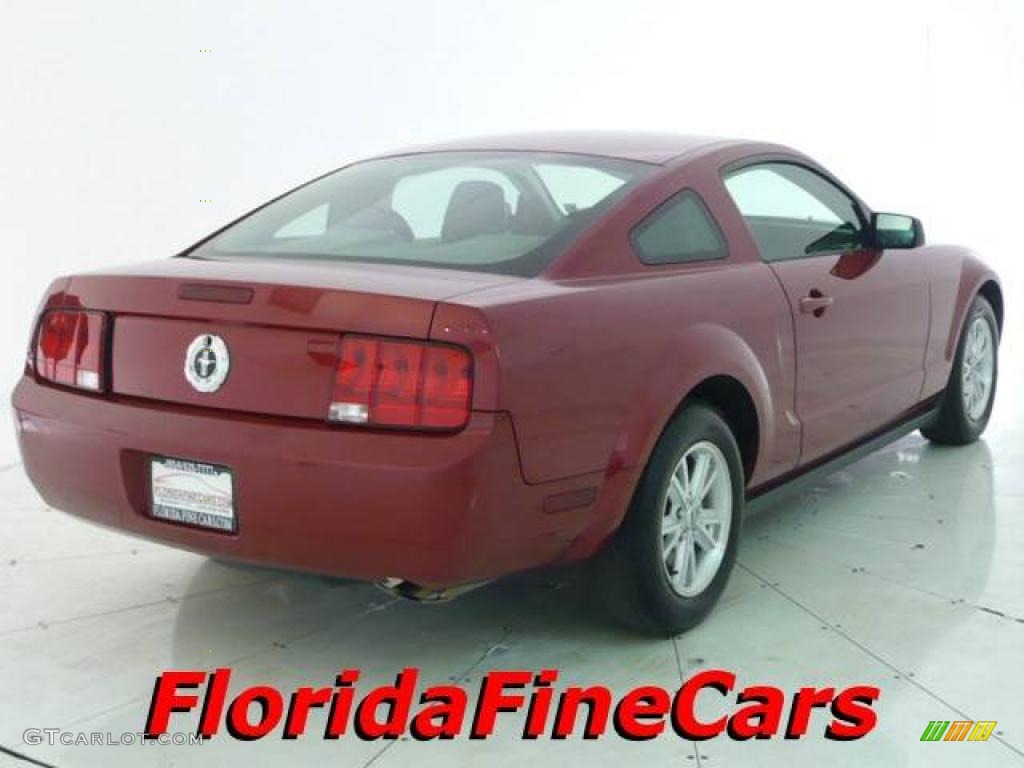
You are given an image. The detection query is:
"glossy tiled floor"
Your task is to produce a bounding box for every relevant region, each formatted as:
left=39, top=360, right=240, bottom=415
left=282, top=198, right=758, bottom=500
left=2, top=336, right=1022, bottom=767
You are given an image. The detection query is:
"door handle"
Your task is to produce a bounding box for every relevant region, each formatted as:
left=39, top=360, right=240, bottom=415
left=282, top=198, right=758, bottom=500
left=799, top=290, right=834, bottom=317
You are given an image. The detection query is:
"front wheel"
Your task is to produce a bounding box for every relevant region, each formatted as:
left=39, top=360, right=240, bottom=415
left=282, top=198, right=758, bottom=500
left=601, top=403, right=743, bottom=635
left=922, top=295, right=999, bottom=445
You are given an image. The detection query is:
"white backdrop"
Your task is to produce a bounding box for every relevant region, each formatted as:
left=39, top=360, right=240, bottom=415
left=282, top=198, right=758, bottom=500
left=1, top=0, right=1021, bottom=462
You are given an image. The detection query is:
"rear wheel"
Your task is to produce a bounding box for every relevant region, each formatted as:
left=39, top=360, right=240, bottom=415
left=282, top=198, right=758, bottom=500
left=602, top=403, right=743, bottom=635
left=922, top=296, right=998, bottom=445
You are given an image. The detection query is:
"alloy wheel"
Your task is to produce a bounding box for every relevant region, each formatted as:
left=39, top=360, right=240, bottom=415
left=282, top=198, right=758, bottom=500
left=961, top=315, right=995, bottom=422
left=660, top=441, right=733, bottom=597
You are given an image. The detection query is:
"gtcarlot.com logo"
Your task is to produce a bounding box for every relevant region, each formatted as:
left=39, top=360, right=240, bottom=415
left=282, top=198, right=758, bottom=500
left=920, top=720, right=997, bottom=742
left=23, top=729, right=203, bottom=747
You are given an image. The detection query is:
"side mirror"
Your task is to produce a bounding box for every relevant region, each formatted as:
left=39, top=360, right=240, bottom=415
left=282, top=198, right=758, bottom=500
left=871, top=212, right=925, bottom=249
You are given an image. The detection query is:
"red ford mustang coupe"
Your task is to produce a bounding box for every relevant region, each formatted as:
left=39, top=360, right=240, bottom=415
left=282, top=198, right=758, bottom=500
left=12, top=132, right=1002, bottom=634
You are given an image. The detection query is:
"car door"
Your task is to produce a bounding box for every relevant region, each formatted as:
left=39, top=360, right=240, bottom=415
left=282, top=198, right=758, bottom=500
left=725, top=161, right=929, bottom=464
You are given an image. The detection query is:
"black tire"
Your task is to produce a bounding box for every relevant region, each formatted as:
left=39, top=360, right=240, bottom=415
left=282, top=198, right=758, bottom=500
left=921, top=296, right=999, bottom=445
left=600, top=402, right=744, bottom=635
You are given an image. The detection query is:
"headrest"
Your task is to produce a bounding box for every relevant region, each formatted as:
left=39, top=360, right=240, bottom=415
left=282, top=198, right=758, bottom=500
left=441, top=180, right=508, bottom=242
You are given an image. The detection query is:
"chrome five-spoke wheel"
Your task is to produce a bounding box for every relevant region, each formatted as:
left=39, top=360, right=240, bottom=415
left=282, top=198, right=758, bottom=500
left=961, top=315, right=995, bottom=422
left=660, top=440, right=732, bottom=597
left=921, top=295, right=998, bottom=446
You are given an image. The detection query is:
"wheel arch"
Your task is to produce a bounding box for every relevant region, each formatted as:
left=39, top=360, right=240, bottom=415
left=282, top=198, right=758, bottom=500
left=686, top=375, right=760, bottom=483
left=942, top=256, right=1002, bottom=362
left=978, top=280, right=1003, bottom=334
left=562, top=320, right=791, bottom=564
left=612, top=322, right=779, bottom=492
left=569, top=367, right=767, bottom=563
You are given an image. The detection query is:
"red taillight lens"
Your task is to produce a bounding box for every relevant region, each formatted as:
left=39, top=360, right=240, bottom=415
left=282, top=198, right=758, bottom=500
left=35, top=310, right=106, bottom=392
left=329, top=335, right=472, bottom=430
left=420, top=345, right=474, bottom=428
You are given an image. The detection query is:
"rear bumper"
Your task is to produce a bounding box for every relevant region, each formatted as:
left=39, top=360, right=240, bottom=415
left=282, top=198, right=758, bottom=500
left=11, top=376, right=602, bottom=586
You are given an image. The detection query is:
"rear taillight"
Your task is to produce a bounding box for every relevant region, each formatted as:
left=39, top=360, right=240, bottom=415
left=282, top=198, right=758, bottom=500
left=34, top=309, right=106, bottom=392
left=329, top=335, right=473, bottom=430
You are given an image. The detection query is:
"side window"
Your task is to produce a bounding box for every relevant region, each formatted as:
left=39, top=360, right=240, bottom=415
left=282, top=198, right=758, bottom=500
left=724, top=163, right=865, bottom=262
left=632, top=190, right=728, bottom=265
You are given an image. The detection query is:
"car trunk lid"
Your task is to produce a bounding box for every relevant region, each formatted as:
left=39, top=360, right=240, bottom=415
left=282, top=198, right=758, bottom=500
left=64, top=256, right=516, bottom=420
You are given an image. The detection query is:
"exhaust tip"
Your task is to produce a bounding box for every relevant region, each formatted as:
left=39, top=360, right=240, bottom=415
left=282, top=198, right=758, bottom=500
left=376, top=577, right=488, bottom=603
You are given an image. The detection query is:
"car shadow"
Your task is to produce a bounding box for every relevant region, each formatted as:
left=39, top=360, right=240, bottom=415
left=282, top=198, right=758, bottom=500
left=167, top=553, right=649, bottom=679
left=166, top=433, right=997, bottom=681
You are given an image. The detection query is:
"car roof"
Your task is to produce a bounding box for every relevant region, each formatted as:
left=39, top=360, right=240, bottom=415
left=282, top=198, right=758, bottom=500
left=377, top=131, right=744, bottom=165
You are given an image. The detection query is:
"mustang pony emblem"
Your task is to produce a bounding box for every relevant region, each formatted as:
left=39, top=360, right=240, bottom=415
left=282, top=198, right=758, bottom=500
left=184, top=334, right=230, bottom=393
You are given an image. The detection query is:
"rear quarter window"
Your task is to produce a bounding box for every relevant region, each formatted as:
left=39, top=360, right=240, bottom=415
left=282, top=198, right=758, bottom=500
left=631, top=190, right=728, bottom=265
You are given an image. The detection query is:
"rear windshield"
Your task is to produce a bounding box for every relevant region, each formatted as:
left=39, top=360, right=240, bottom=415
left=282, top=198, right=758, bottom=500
left=190, top=152, right=654, bottom=276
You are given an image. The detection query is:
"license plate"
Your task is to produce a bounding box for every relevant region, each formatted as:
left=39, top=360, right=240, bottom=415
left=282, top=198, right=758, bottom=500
left=150, top=457, right=235, bottom=532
